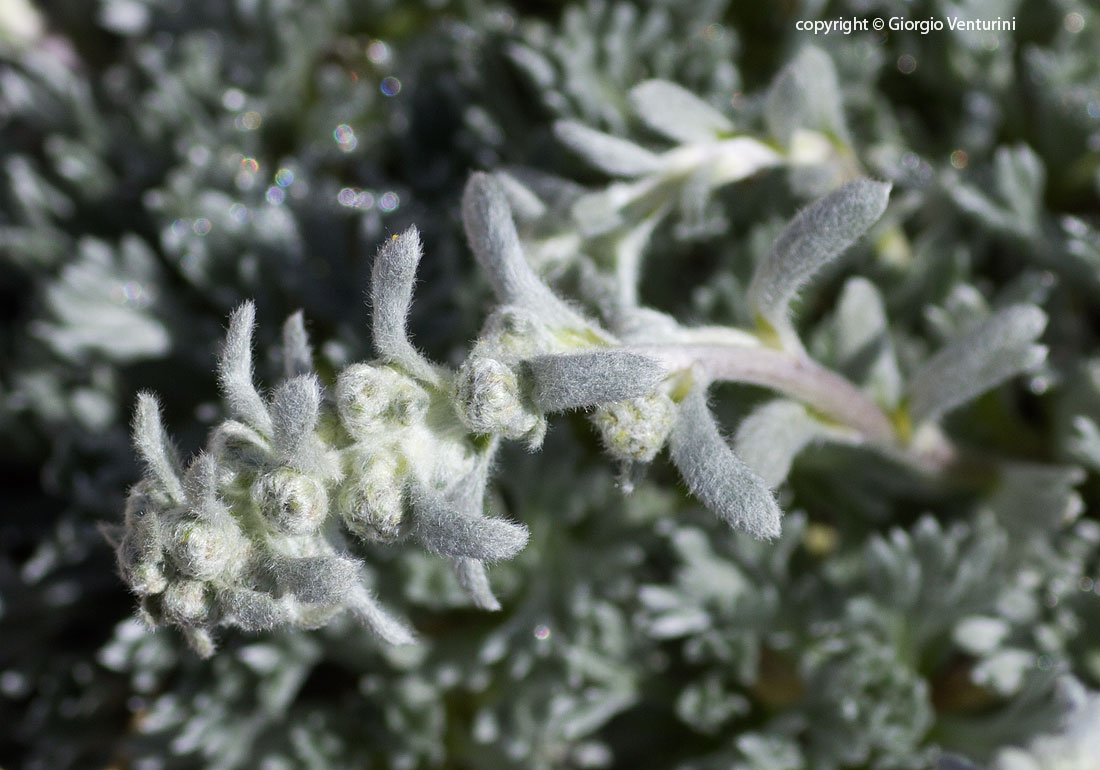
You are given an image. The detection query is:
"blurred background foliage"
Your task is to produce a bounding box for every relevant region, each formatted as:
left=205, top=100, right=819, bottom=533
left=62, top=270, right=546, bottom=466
left=2, top=0, right=1099, bottom=767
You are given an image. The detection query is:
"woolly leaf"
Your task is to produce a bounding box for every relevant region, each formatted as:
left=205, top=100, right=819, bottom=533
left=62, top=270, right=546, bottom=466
left=132, top=392, right=185, bottom=503
left=734, top=400, right=850, bottom=487
left=628, top=79, right=733, bottom=143
left=346, top=585, right=416, bottom=645
left=452, top=558, right=501, bottom=611
left=269, top=375, right=321, bottom=468
left=281, top=310, right=312, bottom=378
left=553, top=120, right=662, bottom=177
left=271, top=554, right=361, bottom=605
left=412, top=483, right=529, bottom=562
left=765, top=46, right=848, bottom=146
left=748, top=179, right=890, bottom=353
left=527, top=350, right=665, bottom=413
left=668, top=388, right=781, bottom=539
left=218, top=301, right=273, bottom=436
left=370, top=226, right=439, bottom=383
left=906, top=304, right=1047, bottom=424
left=219, top=588, right=289, bottom=632
left=462, top=172, right=582, bottom=328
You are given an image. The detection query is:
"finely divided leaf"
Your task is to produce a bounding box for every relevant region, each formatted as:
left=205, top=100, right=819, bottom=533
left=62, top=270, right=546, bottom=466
left=218, top=301, right=273, bottom=436
left=906, top=304, right=1047, bottom=424
left=628, top=80, right=734, bottom=144
left=370, top=226, right=439, bottom=383
left=527, top=350, right=665, bottom=413
left=553, top=120, right=662, bottom=177
left=748, top=179, right=890, bottom=352
left=668, top=388, right=781, bottom=539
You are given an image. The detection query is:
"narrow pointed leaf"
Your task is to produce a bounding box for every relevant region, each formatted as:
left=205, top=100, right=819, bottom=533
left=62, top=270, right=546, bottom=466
left=282, top=310, right=313, bottom=378
left=218, top=301, right=273, bottom=436
left=270, top=375, right=321, bottom=467
left=453, top=558, right=501, bottom=611
left=462, top=173, right=584, bottom=328
left=412, top=483, right=529, bottom=562
left=347, top=585, right=416, bottom=645
left=133, top=392, right=185, bottom=503
left=734, top=400, right=850, bottom=487
left=527, top=350, right=666, bottom=413
left=370, top=227, right=439, bottom=383
left=748, top=179, right=890, bottom=351
left=628, top=79, right=734, bottom=143
left=553, top=120, right=662, bottom=177
left=669, top=388, right=781, bottom=539
left=906, top=304, right=1047, bottom=424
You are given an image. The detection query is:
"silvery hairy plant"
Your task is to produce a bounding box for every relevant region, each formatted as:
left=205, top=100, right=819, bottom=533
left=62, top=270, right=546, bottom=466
left=108, top=158, right=1051, bottom=656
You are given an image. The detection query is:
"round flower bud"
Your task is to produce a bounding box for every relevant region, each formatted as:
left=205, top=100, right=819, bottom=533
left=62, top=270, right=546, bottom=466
left=163, top=579, right=212, bottom=625
left=336, top=450, right=406, bottom=542
left=252, top=469, right=330, bottom=535
left=171, top=518, right=248, bottom=582
left=453, top=356, right=545, bottom=444
left=336, top=363, right=431, bottom=437
left=591, top=393, right=677, bottom=463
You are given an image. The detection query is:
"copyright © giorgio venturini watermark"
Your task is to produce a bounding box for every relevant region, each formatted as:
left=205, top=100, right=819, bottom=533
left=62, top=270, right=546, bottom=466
left=795, top=15, right=1017, bottom=36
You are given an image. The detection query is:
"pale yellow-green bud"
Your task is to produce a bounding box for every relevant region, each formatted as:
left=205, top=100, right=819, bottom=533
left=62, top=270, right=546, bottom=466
left=336, top=363, right=431, bottom=437
left=453, top=356, right=546, bottom=444
left=171, top=518, right=248, bottom=582
left=163, top=579, right=212, bottom=625
left=591, top=392, right=677, bottom=463
left=207, top=420, right=269, bottom=474
left=477, top=306, right=556, bottom=362
left=337, top=450, right=406, bottom=542
left=253, top=468, right=330, bottom=535
left=130, top=559, right=169, bottom=595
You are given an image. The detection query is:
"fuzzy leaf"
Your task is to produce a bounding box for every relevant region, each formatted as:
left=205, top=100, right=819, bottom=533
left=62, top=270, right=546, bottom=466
left=452, top=558, right=501, bottom=611
left=412, top=483, right=529, bottom=562
left=462, top=172, right=582, bottom=328
left=271, top=554, right=361, bottom=606
left=527, top=350, right=665, bottom=413
left=370, top=226, right=438, bottom=383
left=269, top=375, right=321, bottom=468
left=281, top=310, right=312, bottom=378
left=132, top=392, right=185, bottom=503
left=668, top=388, right=781, bottom=539
left=906, top=304, right=1047, bottom=424
left=748, top=179, right=890, bottom=352
left=346, top=585, right=416, bottom=645
left=765, top=46, right=849, bottom=146
left=734, top=400, right=849, bottom=487
left=629, top=79, right=734, bottom=143
left=218, top=301, right=273, bottom=436
left=219, top=588, right=289, bottom=632
left=553, top=120, right=662, bottom=177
